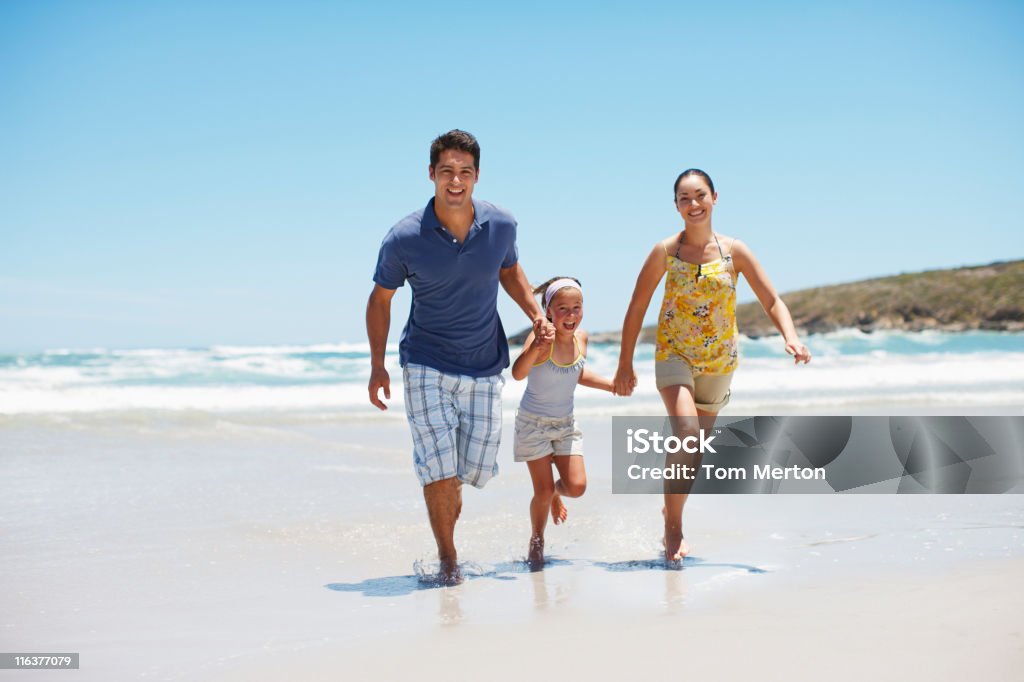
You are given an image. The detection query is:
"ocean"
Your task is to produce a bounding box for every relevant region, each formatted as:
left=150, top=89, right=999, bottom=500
left=2, top=329, right=1021, bottom=417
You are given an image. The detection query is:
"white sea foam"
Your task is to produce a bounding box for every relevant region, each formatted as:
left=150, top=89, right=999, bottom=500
left=1, top=336, right=1021, bottom=415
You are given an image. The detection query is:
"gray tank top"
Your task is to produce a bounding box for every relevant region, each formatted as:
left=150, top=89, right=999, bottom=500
left=519, top=335, right=585, bottom=418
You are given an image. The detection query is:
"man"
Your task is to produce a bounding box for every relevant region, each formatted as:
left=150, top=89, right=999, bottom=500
left=367, top=130, right=554, bottom=584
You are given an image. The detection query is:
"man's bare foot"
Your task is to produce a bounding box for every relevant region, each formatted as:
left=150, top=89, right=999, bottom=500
left=550, top=494, right=568, bottom=525
left=438, top=557, right=463, bottom=586
left=528, top=535, right=545, bottom=571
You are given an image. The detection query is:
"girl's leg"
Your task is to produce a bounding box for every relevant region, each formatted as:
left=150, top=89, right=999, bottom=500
left=550, top=454, right=586, bottom=524
left=526, top=455, right=556, bottom=568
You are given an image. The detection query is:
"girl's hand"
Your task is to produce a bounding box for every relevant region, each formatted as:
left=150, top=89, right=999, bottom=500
left=785, top=341, right=812, bottom=365
left=530, top=334, right=552, bottom=357
left=613, top=365, right=637, bottom=396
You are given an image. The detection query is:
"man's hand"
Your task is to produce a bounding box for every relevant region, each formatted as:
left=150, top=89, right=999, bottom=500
left=368, top=366, right=391, bottom=410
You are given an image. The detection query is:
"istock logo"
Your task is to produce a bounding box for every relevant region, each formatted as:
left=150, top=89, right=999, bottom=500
left=625, top=428, right=717, bottom=454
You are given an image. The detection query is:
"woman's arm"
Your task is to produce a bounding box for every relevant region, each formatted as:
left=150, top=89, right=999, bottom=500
left=614, top=243, right=668, bottom=394
left=732, top=239, right=811, bottom=364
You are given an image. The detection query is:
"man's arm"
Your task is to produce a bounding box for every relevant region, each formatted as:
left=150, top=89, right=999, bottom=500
left=366, top=284, right=398, bottom=410
left=499, top=263, right=543, bottom=321
left=499, top=263, right=555, bottom=342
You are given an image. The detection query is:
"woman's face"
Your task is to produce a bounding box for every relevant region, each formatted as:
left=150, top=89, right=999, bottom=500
left=674, top=175, right=717, bottom=226
left=547, top=288, right=583, bottom=334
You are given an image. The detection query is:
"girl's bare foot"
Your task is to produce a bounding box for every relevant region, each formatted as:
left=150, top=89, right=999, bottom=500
left=528, top=535, right=545, bottom=571
left=550, top=494, right=568, bottom=525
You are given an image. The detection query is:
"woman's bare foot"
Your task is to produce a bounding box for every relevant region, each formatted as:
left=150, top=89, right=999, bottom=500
left=528, top=535, right=545, bottom=571
left=662, top=506, right=689, bottom=562
left=550, top=494, right=568, bottom=525
left=663, top=532, right=690, bottom=562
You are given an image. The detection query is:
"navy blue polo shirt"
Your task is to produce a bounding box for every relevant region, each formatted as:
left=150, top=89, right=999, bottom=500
left=373, top=198, right=519, bottom=377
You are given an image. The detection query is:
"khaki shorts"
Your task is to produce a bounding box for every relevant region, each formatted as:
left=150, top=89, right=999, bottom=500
left=655, top=359, right=733, bottom=412
left=514, top=409, right=584, bottom=462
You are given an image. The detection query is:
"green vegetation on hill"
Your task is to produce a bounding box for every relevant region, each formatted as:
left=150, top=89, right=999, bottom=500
left=735, top=259, right=1024, bottom=337
left=511, top=260, right=1024, bottom=344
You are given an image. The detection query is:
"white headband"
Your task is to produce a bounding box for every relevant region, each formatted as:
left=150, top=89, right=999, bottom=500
left=544, top=279, right=582, bottom=308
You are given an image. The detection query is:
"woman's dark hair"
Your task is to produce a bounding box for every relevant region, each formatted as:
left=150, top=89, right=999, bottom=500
left=430, top=129, right=481, bottom=170
left=673, top=168, right=715, bottom=198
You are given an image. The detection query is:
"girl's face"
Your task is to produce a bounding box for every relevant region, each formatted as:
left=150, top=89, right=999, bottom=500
left=547, top=288, right=583, bottom=335
left=674, top=175, right=717, bottom=226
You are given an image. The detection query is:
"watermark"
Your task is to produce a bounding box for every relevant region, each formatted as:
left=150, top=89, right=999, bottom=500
left=0, top=653, right=79, bottom=669
left=612, top=416, right=1024, bottom=494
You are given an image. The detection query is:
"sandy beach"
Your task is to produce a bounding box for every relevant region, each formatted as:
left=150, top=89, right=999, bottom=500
left=3, top=407, right=1023, bottom=681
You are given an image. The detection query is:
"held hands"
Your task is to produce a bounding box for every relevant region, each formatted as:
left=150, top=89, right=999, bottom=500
left=613, top=364, right=638, bottom=397
left=533, top=317, right=556, bottom=345
left=530, top=317, right=556, bottom=357
left=368, top=366, right=391, bottom=410
left=529, top=333, right=552, bottom=357
left=784, top=340, right=812, bottom=365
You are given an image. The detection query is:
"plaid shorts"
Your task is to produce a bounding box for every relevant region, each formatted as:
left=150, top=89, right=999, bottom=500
left=403, top=363, right=504, bottom=488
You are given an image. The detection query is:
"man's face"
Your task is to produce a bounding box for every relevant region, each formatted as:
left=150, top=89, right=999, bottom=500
left=429, top=149, right=478, bottom=210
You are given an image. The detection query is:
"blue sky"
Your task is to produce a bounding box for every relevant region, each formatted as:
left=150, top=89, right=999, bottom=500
left=2, top=0, right=1022, bottom=351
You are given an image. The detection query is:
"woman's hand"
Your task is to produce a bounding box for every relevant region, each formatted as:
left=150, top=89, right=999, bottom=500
left=613, top=364, right=638, bottom=396
left=784, top=340, right=812, bottom=364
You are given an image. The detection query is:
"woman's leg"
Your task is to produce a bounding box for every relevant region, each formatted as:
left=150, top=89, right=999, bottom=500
left=658, top=384, right=714, bottom=561
left=550, top=454, right=586, bottom=524
left=526, top=455, right=556, bottom=568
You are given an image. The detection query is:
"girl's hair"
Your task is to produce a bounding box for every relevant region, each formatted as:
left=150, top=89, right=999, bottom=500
left=673, top=168, right=715, bottom=198
left=533, top=276, right=582, bottom=320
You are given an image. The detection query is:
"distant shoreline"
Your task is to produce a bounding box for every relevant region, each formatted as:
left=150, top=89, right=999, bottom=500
left=512, top=260, right=1024, bottom=344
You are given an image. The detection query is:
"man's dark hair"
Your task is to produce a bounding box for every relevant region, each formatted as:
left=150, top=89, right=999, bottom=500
left=430, top=129, right=480, bottom=170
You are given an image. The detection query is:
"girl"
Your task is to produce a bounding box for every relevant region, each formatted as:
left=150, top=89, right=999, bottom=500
left=613, top=169, right=811, bottom=562
left=512, top=277, right=615, bottom=570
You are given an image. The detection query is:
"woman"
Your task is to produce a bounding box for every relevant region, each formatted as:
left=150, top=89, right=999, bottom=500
left=614, top=168, right=811, bottom=561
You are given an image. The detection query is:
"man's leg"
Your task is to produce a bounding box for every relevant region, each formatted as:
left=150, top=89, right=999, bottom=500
left=423, top=477, right=463, bottom=583
left=404, top=364, right=463, bottom=584
left=453, top=373, right=503, bottom=488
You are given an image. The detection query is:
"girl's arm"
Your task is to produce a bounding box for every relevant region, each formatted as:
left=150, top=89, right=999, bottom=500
left=579, top=367, right=615, bottom=392
left=731, top=239, right=811, bottom=364
left=576, top=330, right=614, bottom=392
left=511, top=331, right=551, bottom=381
left=614, top=243, right=668, bottom=394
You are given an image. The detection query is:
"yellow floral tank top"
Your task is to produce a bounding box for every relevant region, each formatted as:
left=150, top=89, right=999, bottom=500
left=655, top=232, right=739, bottom=375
